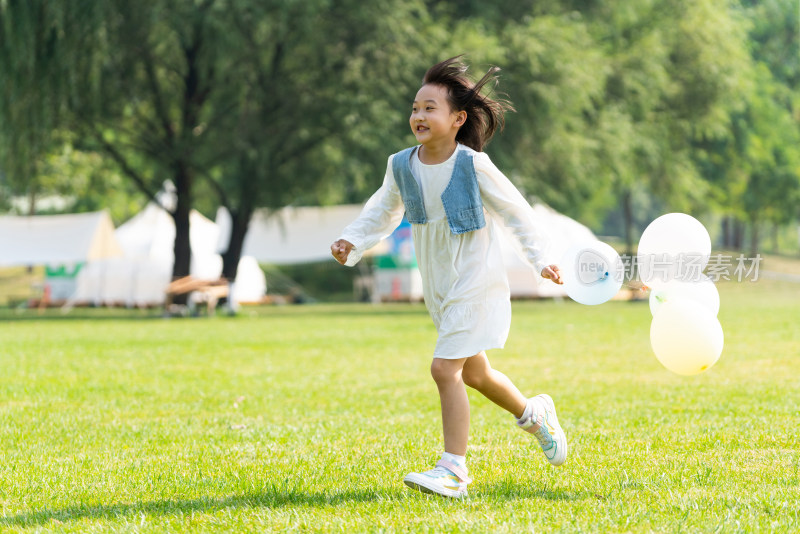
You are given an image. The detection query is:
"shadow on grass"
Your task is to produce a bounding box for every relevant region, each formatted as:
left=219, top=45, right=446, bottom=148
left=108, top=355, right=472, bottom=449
left=251, top=306, right=430, bottom=320
left=0, top=309, right=165, bottom=322
left=0, top=303, right=432, bottom=322
left=0, top=488, right=398, bottom=527
left=2, top=484, right=599, bottom=527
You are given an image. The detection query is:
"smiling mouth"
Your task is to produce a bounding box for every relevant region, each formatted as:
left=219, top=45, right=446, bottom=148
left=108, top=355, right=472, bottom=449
left=416, top=125, right=429, bottom=133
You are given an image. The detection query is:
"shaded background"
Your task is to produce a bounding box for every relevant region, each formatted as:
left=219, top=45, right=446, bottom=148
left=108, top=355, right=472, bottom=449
left=0, top=0, right=798, bottom=303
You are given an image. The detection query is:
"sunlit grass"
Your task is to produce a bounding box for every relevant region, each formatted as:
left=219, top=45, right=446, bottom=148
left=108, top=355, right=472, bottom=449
left=0, top=278, right=798, bottom=532
left=0, top=266, right=43, bottom=307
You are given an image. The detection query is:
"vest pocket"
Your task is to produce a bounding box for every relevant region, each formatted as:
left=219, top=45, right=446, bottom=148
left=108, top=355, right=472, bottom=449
left=459, top=206, right=485, bottom=226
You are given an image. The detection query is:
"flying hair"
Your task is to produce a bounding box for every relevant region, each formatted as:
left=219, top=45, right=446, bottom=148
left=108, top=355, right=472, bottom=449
left=421, top=55, right=514, bottom=152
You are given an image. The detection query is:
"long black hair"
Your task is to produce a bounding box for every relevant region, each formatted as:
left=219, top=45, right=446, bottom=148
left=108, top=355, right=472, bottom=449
left=422, top=55, right=514, bottom=152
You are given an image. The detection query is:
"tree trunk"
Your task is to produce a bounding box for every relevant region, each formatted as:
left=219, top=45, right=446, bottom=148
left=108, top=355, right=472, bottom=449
left=27, top=188, right=36, bottom=215
left=221, top=207, right=253, bottom=281
left=749, top=218, right=760, bottom=257
left=732, top=219, right=744, bottom=251
left=171, top=163, right=193, bottom=306
left=622, top=188, right=634, bottom=257
left=621, top=188, right=636, bottom=282
left=220, top=206, right=255, bottom=315
left=169, top=19, right=205, bottom=292
left=721, top=217, right=731, bottom=249
left=771, top=223, right=779, bottom=254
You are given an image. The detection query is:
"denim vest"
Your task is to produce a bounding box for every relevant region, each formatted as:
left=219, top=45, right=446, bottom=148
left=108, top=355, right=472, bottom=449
left=391, top=146, right=486, bottom=235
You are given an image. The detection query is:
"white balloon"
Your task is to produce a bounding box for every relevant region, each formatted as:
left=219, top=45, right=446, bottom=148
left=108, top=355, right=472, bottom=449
left=649, top=275, right=720, bottom=317
left=650, top=298, right=724, bottom=376
left=560, top=240, right=624, bottom=305
left=637, top=213, right=712, bottom=289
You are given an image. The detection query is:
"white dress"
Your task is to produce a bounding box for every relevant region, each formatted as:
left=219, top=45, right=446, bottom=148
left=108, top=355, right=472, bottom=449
left=340, top=144, right=551, bottom=359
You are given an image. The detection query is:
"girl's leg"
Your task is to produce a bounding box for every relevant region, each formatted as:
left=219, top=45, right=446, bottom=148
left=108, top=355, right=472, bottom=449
left=430, top=357, right=469, bottom=456
left=461, top=352, right=569, bottom=468
left=462, top=351, right=527, bottom=418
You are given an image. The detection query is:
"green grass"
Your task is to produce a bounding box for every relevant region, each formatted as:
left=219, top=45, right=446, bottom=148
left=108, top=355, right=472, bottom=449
left=0, top=279, right=798, bottom=532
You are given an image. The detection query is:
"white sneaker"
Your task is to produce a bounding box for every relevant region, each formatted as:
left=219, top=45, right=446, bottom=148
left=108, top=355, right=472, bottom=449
left=403, top=459, right=471, bottom=498
left=517, top=394, right=567, bottom=466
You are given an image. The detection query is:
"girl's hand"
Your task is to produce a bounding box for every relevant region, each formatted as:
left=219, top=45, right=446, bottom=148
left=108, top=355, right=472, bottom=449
left=541, top=264, right=563, bottom=285
left=331, top=239, right=354, bottom=265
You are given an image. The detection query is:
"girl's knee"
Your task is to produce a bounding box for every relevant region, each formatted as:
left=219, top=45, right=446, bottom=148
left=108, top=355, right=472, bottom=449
left=462, top=353, right=490, bottom=389
left=462, top=367, right=486, bottom=389
left=430, top=358, right=462, bottom=385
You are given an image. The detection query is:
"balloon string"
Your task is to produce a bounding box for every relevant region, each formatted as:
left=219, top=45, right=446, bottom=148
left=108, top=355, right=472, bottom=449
left=622, top=281, right=649, bottom=292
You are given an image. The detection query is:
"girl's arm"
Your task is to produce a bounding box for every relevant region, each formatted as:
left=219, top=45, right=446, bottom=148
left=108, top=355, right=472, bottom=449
left=475, top=152, right=559, bottom=281
left=333, top=156, right=405, bottom=267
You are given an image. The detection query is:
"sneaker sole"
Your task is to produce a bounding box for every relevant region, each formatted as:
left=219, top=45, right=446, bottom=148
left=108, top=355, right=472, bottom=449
left=536, top=393, right=568, bottom=467
left=403, top=473, right=467, bottom=499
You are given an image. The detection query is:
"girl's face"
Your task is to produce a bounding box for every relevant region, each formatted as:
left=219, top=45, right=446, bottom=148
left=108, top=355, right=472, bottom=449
left=410, top=84, right=466, bottom=147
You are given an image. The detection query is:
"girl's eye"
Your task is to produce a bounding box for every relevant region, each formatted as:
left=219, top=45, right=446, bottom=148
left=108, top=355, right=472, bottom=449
left=426, top=107, right=434, bottom=111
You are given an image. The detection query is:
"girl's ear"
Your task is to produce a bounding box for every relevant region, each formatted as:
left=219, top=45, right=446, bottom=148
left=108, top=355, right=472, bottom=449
left=454, top=110, right=467, bottom=127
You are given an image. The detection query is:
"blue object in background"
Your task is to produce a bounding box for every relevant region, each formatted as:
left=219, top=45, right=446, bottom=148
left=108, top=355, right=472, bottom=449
left=375, top=217, right=417, bottom=269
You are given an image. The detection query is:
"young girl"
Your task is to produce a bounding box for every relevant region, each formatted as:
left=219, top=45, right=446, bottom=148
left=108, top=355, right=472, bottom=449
left=331, top=56, right=567, bottom=498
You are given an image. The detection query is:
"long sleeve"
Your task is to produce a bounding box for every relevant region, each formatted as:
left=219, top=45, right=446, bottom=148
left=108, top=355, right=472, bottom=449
left=338, top=156, right=406, bottom=267
left=475, top=152, right=554, bottom=275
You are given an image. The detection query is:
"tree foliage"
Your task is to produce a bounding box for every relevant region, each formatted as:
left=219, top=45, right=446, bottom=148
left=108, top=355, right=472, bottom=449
left=1, top=0, right=798, bottom=284
left=197, top=0, right=436, bottom=278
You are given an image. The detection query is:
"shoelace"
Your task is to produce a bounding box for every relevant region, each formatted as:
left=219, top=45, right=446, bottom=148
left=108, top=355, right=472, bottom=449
left=532, top=424, right=554, bottom=450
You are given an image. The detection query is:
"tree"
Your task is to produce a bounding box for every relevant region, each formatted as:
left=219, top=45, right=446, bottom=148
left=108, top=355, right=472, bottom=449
left=1, top=0, right=436, bottom=292
left=0, top=1, right=95, bottom=214
left=0, top=0, right=220, bottom=281
left=200, top=0, right=436, bottom=280
left=693, top=0, right=800, bottom=253
left=431, top=0, right=751, bottom=256
left=5, top=0, right=797, bottom=284
left=743, top=0, right=800, bottom=252
left=739, top=71, right=800, bottom=253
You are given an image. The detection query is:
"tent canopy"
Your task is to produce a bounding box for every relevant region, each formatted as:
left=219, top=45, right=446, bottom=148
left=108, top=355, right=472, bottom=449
left=216, top=205, right=388, bottom=265
left=69, top=201, right=265, bottom=307
left=217, top=202, right=596, bottom=299
left=117, top=202, right=220, bottom=263
left=498, top=203, right=597, bottom=297
left=0, top=210, right=122, bottom=267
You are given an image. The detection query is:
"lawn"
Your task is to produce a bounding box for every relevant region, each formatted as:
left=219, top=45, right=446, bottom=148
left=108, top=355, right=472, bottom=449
left=0, top=277, right=798, bottom=532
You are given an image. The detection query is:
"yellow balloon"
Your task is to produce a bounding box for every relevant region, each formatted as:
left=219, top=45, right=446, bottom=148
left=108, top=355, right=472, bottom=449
left=650, top=298, right=724, bottom=375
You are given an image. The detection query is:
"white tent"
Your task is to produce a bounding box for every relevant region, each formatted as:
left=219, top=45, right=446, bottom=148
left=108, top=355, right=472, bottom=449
left=222, top=203, right=597, bottom=299
left=115, top=201, right=222, bottom=279
left=0, top=210, right=122, bottom=266
left=70, top=194, right=265, bottom=307
left=216, top=205, right=388, bottom=264
left=498, top=203, right=597, bottom=298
